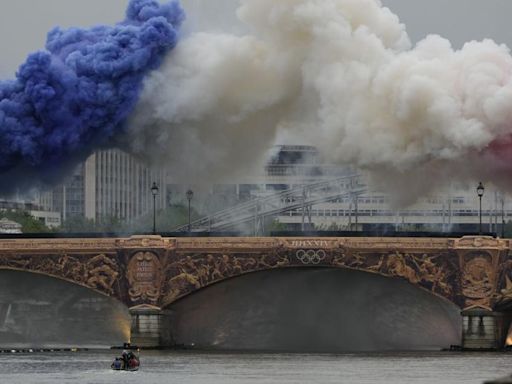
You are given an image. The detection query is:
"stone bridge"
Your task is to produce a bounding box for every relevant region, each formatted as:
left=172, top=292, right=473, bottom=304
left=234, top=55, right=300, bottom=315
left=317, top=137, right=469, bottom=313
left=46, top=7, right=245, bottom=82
left=1, top=235, right=512, bottom=349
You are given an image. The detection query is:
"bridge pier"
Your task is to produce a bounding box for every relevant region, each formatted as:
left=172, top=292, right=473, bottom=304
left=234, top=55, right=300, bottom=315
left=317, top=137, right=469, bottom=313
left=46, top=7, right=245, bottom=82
left=129, top=305, right=173, bottom=349
left=461, top=309, right=508, bottom=350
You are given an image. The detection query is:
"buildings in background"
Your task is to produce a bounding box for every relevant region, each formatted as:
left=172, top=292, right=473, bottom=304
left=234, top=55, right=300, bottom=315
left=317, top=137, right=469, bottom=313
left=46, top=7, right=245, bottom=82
left=177, top=145, right=511, bottom=234
left=2, top=145, right=508, bottom=234
left=262, top=146, right=511, bottom=233
left=274, top=190, right=508, bottom=233
left=0, top=198, right=61, bottom=229
left=0, top=218, right=22, bottom=234
left=38, top=149, right=167, bottom=224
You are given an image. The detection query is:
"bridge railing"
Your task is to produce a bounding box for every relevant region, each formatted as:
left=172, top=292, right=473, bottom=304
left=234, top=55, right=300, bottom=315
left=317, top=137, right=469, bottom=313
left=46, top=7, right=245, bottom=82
left=173, top=174, right=366, bottom=233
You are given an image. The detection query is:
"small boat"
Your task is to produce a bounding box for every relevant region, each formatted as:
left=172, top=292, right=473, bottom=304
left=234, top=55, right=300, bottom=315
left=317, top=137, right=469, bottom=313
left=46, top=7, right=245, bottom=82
left=111, top=353, right=140, bottom=371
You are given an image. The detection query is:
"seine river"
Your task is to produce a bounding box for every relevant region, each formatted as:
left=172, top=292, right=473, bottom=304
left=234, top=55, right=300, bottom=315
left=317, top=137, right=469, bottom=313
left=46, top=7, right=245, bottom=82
left=1, top=351, right=511, bottom=384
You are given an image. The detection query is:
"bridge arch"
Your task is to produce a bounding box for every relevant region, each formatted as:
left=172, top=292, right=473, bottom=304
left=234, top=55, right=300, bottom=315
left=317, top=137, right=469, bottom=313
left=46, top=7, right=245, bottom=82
left=0, top=269, right=130, bottom=347
left=162, top=267, right=461, bottom=351
left=0, top=252, right=123, bottom=303
left=160, top=247, right=459, bottom=309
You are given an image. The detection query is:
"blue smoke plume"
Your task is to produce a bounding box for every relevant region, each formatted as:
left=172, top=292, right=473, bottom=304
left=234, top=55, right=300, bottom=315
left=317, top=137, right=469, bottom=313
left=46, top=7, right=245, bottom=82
left=0, top=0, right=184, bottom=194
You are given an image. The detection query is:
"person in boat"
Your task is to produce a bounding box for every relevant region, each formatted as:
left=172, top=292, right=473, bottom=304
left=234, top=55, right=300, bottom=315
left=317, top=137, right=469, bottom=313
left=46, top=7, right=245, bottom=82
left=127, top=350, right=140, bottom=369
left=119, top=349, right=140, bottom=370
left=121, top=349, right=129, bottom=363
left=111, top=357, right=123, bottom=370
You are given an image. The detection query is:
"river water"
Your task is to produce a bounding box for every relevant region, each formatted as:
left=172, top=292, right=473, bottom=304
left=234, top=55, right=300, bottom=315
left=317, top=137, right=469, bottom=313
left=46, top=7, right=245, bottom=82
left=1, top=351, right=511, bottom=384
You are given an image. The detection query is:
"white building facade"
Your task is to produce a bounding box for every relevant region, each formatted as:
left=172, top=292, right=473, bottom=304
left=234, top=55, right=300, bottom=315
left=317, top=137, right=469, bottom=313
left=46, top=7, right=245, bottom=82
left=39, top=149, right=167, bottom=224
left=197, top=145, right=511, bottom=234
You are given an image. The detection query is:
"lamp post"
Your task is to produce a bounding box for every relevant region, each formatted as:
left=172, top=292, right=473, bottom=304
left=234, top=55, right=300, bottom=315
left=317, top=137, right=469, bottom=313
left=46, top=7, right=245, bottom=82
left=354, top=193, right=359, bottom=232
left=502, top=193, right=505, bottom=239
left=477, top=182, right=485, bottom=235
left=301, top=187, right=306, bottom=232
left=186, top=189, right=194, bottom=233
left=151, top=182, right=159, bottom=235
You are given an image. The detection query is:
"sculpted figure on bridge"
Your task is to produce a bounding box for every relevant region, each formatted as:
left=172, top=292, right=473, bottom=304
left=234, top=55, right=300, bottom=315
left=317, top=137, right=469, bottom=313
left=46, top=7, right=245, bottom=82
left=86, top=254, right=119, bottom=295
left=460, top=252, right=495, bottom=309
left=496, top=259, right=512, bottom=307
left=162, top=255, right=203, bottom=305
left=346, top=252, right=366, bottom=268
left=329, top=249, right=456, bottom=302
left=367, top=255, right=386, bottom=272
left=233, top=255, right=257, bottom=272
left=261, top=251, right=290, bottom=269
left=411, top=254, right=453, bottom=297
left=161, top=251, right=292, bottom=307
left=0, top=251, right=121, bottom=298
left=386, top=252, right=420, bottom=284
left=0, top=255, right=29, bottom=269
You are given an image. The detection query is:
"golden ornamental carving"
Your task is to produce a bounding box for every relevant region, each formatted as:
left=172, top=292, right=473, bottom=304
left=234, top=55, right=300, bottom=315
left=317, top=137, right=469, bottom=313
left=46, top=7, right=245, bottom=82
left=0, top=252, right=119, bottom=295
left=117, top=235, right=170, bottom=249
left=496, top=275, right=512, bottom=305
left=85, top=254, right=119, bottom=294
left=330, top=250, right=454, bottom=299
left=161, top=251, right=290, bottom=306
left=126, top=251, right=162, bottom=304
left=461, top=253, right=494, bottom=308
left=412, top=254, right=453, bottom=297
left=386, top=252, right=420, bottom=284
left=454, top=236, right=505, bottom=249
left=0, top=236, right=507, bottom=310
left=494, top=259, right=512, bottom=306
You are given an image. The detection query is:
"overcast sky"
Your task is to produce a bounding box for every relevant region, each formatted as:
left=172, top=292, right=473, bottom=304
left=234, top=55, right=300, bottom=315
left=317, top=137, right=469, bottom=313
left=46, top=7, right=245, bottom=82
left=1, top=0, right=512, bottom=77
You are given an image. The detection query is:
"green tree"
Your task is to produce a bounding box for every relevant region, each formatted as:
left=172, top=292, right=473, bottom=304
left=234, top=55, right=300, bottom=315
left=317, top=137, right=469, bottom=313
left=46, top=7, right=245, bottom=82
left=0, top=210, right=52, bottom=233
left=265, top=218, right=288, bottom=234
left=58, top=203, right=202, bottom=234
left=96, top=214, right=125, bottom=233
left=60, top=216, right=98, bottom=233
left=135, top=204, right=201, bottom=233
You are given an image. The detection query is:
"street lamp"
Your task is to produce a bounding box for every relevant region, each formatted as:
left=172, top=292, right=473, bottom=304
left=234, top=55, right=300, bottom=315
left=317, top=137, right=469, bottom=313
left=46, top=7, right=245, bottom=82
left=301, top=187, right=306, bottom=232
left=186, top=189, right=194, bottom=233
left=501, top=193, right=506, bottom=238
left=477, top=182, right=485, bottom=235
left=151, top=182, right=159, bottom=235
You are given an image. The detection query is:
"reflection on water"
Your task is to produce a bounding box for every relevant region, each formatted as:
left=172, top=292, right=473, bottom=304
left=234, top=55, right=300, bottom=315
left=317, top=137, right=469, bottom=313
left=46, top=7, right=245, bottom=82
left=0, top=350, right=511, bottom=384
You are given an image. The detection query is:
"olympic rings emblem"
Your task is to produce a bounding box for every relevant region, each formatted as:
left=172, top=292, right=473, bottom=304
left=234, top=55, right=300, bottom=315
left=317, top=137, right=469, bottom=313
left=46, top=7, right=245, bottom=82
left=295, top=249, right=327, bottom=265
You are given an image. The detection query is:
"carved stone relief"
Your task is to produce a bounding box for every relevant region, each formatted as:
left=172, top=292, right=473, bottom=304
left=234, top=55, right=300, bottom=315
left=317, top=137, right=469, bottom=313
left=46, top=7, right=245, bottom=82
left=126, top=251, right=162, bottom=305
left=161, top=251, right=291, bottom=306
left=494, top=254, right=512, bottom=307
left=460, top=252, right=495, bottom=308
left=330, top=250, right=455, bottom=300
left=0, top=252, right=119, bottom=296
left=0, top=236, right=508, bottom=311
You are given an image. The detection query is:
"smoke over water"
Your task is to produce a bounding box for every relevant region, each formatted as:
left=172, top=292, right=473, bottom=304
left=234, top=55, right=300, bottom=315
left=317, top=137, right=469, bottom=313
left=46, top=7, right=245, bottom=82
left=125, top=0, right=512, bottom=195
left=0, top=0, right=184, bottom=194
left=167, top=269, right=461, bottom=352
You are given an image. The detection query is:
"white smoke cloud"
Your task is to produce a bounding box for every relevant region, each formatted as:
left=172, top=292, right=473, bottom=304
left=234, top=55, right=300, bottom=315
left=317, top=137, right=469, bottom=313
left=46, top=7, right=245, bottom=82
left=125, top=0, right=512, bottom=196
